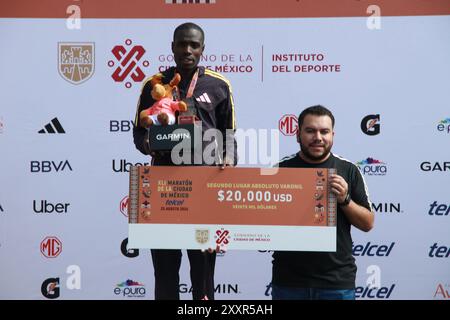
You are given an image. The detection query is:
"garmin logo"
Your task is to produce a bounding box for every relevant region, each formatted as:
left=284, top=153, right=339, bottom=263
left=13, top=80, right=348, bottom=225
left=179, top=283, right=240, bottom=295
left=156, top=132, right=191, bottom=141
left=371, top=202, right=402, bottom=213
left=420, top=161, right=450, bottom=172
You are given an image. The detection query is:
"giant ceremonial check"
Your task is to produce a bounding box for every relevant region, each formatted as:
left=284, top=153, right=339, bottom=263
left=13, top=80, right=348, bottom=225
left=128, top=166, right=337, bottom=251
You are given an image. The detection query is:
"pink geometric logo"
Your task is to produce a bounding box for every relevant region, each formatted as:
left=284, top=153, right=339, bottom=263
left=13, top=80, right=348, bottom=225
left=108, top=39, right=149, bottom=88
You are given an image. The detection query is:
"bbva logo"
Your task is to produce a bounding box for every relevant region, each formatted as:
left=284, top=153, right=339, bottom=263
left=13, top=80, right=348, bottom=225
left=30, top=160, right=73, bottom=173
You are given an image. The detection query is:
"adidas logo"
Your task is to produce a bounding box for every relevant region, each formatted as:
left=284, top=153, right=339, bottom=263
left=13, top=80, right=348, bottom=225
left=195, top=93, right=212, bottom=104
left=38, top=117, right=65, bottom=134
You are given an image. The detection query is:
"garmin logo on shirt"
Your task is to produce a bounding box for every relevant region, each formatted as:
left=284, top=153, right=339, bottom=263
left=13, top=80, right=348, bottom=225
left=156, top=133, right=191, bottom=141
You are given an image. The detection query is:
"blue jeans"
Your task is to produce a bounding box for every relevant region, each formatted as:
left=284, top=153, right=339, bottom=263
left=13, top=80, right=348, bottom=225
left=272, top=284, right=355, bottom=300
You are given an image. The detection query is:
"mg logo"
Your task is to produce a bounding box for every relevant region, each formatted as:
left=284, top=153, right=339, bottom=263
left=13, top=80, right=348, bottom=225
left=58, top=42, right=94, bottom=84
left=120, top=196, right=129, bottom=217
left=279, top=114, right=298, bottom=136
left=108, top=39, right=149, bottom=88
left=41, top=236, right=62, bottom=258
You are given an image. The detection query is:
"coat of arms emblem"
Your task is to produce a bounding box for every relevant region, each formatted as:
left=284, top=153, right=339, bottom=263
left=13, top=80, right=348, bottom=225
left=58, top=42, right=94, bottom=84
left=195, top=229, right=209, bottom=245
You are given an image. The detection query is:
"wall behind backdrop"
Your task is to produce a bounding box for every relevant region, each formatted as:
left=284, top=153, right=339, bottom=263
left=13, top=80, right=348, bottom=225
left=0, top=0, right=449, bottom=300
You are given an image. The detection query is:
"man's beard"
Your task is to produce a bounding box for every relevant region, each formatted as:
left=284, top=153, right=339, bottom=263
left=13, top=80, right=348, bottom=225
left=299, top=139, right=332, bottom=162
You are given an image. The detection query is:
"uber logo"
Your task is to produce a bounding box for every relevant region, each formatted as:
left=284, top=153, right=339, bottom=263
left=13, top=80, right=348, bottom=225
left=33, top=200, right=70, bottom=214
left=110, top=120, right=135, bottom=132
left=112, top=159, right=150, bottom=173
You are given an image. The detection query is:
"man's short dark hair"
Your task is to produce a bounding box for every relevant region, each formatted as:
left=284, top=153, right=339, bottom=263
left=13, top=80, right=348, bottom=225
left=298, top=105, right=335, bottom=129
left=173, top=22, right=205, bottom=44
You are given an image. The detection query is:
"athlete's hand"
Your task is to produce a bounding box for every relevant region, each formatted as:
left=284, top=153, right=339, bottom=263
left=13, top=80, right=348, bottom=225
left=220, top=156, right=234, bottom=170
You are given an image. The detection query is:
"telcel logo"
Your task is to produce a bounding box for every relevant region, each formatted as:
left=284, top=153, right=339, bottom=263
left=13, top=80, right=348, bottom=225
left=352, top=242, right=395, bottom=257
left=355, top=284, right=395, bottom=299
left=429, top=243, right=450, bottom=258
left=429, top=202, right=450, bottom=216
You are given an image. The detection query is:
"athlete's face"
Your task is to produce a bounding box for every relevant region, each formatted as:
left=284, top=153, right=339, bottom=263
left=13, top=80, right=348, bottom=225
left=172, top=28, right=204, bottom=74
left=297, top=114, right=334, bottom=163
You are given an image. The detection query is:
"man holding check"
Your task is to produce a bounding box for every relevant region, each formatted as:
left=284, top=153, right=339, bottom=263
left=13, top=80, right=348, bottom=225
left=272, top=105, right=374, bottom=300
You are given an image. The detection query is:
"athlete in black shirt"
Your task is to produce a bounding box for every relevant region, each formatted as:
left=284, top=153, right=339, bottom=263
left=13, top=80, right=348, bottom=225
left=133, top=23, right=237, bottom=300
left=272, top=105, right=374, bottom=300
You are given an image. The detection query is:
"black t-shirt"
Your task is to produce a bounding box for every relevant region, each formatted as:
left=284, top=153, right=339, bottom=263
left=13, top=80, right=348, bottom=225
left=272, top=152, right=372, bottom=289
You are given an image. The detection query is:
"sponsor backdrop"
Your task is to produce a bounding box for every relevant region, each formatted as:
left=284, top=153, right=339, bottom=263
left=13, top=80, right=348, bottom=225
left=0, top=1, right=449, bottom=300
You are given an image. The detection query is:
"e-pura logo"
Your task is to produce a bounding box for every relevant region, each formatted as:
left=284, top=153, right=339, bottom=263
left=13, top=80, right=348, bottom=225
left=356, top=158, right=387, bottom=176
left=437, top=118, right=450, bottom=134
left=114, top=279, right=146, bottom=298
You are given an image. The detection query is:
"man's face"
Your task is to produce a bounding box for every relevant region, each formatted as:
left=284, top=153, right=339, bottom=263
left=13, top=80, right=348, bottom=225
left=297, top=114, right=334, bottom=163
left=172, top=28, right=204, bottom=74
